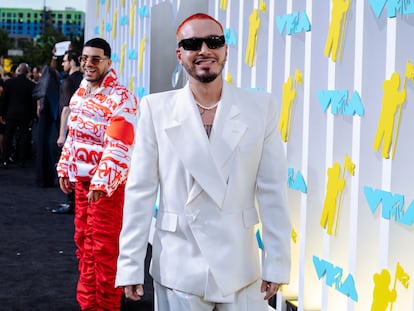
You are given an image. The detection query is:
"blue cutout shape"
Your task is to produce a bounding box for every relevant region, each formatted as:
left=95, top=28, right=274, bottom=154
left=317, top=90, right=348, bottom=115
left=387, top=0, right=414, bottom=17
left=381, top=191, right=404, bottom=221
left=94, top=26, right=100, bottom=35
left=330, top=91, right=348, bottom=115
left=364, top=186, right=408, bottom=224
left=286, top=12, right=299, bottom=35
left=313, top=256, right=342, bottom=288
left=296, top=11, right=311, bottom=33
left=364, top=186, right=382, bottom=213
left=387, top=0, right=400, bottom=17
left=400, top=200, right=414, bottom=226
left=343, top=91, right=364, bottom=116
left=100, top=0, right=105, bottom=4
left=317, top=90, right=332, bottom=112
left=402, top=1, right=414, bottom=16
left=105, top=23, right=112, bottom=32
left=276, top=11, right=311, bottom=35
left=139, top=6, right=149, bottom=18
left=369, top=0, right=414, bottom=18
left=137, top=86, right=147, bottom=99
left=111, top=53, right=119, bottom=63
left=128, top=49, right=138, bottom=60
left=294, top=171, right=307, bottom=193
left=324, top=263, right=342, bottom=288
left=245, top=87, right=265, bottom=92
left=120, top=15, right=128, bottom=26
left=287, top=168, right=307, bottom=193
left=313, top=256, right=327, bottom=279
left=338, top=275, right=358, bottom=301
left=276, top=15, right=288, bottom=35
left=368, top=0, right=387, bottom=18
left=224, top=28, right=237, bottom=46
left=256, top=229, right=264, bottom=250
left=313, top=256, right=359, bottom=302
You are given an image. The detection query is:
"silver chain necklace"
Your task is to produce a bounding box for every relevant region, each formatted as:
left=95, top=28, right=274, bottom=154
left=196, top=101, right=219, bottom=110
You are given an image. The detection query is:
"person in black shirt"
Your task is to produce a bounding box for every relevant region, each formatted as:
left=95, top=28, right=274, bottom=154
left=52, top=50, right=83, bottom=214
left=0, top=63, right=36, bottom=167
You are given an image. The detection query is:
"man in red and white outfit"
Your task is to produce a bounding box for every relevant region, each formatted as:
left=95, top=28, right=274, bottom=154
left=57, top=38, right=138, bottom=311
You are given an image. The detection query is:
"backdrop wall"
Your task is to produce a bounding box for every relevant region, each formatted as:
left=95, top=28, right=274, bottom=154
left=84, top=1, right=414, bottom=310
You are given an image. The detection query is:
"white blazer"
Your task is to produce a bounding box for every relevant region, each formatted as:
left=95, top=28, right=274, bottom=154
left=115, top=82, right=291, bottom=299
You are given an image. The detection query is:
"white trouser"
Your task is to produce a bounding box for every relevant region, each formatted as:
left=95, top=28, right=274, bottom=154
left=154, top=279, right=269, bottom=311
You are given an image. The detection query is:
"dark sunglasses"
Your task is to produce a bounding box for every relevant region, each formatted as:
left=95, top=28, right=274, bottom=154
left=78, top=55, right=108, bottom=65
left=178, top=35, right=225, bottom=51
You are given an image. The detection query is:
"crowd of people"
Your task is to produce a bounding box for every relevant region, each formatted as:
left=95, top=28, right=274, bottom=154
left=1, top=13, right=291, bottom=311
left=0, top=48, right=83, bottom=213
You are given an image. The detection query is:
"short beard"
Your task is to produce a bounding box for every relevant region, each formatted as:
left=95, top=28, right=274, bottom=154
left=196, top=73, right=219, bottom=83
left=183, top=60, right=225, bottom=84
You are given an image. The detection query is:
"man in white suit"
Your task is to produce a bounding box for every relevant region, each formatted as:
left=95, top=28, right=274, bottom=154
left=115, top=13, right=291, bottom=311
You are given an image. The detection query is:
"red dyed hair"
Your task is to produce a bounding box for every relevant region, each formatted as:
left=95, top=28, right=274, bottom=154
left=176, top=13, right=224, bottom=36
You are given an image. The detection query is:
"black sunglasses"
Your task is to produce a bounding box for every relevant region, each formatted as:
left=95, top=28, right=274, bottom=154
left=178, top=35, right=226, bottom=51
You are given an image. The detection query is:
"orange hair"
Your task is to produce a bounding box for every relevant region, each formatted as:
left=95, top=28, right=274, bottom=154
left=176, top=13, right=224, bottom=36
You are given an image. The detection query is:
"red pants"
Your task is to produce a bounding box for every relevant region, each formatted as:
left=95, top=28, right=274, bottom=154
left=74, top=181, right=124, bottom=311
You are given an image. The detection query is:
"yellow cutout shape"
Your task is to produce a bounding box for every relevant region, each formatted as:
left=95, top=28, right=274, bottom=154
left=106, top=0, right=110, bottom=12
left=371, top=263, right=409, bottom=311
left=121, top=0, right=125, bottom=7
left=373, top=72, right=406, bottom=159
left=390, top=262, right=410, bottom=311
left=100, top=19, right=104, bottom=38
left=371, top=269, right=397, bottom=311
left=245, top=9, right=261, bottom=68
left=320, top=155, right=354, bottom=236
left=129, top=75, right=135, bottom=92
left=120, top=42, right=126, bottom=75
left=130, top=0, right=136, bottom=37
left=96, top=0, right=99, bottom=17
left=389, top=61, right=414, bottom=159
left=324, top=0, right=350, bottom=62
left=220, top=0, right=228, bottom=11
left=225, top=72, right=233, bottom=84
left=291, top=227, right=297, bottom=244
left=260, top=0, right=267, bottom=13
left=277, top=69, right=302, bottom=142
left=333, top=154, right=355, bottom=235
left=112, top=9, right=118, bottom=39
left=138, top=36, right=146, bottom=73
left=320, top=162, right=345, bottom=235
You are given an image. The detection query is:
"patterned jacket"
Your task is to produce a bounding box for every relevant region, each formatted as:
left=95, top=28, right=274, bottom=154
left=57, top=68, right=138, bottom=196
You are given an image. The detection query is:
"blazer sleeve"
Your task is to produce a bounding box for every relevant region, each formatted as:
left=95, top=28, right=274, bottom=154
left=256, top=94, right=291, bottom=284
left=115, top=96, right=159, bottom=287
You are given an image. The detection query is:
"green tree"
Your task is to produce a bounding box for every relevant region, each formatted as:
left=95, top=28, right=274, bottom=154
left=4, top=25, right=84, bottom=71
left=32, top=26, right=68, bottom=66
left=0, top=28, right=12, bottom=57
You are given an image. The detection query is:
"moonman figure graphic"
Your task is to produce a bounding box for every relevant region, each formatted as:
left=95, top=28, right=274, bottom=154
left=324, top=0, right=350, bottom=62
left=320, top=162, right=345, bottom=235
left=373, top=72, right=406, bottom=159
left=278, top=77, right=296, bottom=142
left=371, top=269, right=396, bottom=311
left=245, top=8, right=261, bottom=67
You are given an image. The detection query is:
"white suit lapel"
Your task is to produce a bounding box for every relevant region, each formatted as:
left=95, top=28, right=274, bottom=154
left=164, top=85, right=226, bottom=207
left=209, top=83, right=247, bottom=181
